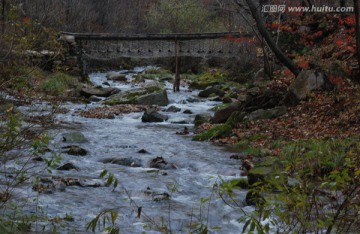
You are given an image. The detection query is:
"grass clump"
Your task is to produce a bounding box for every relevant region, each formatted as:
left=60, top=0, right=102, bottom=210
left=40, top=72, right=79, bottom=95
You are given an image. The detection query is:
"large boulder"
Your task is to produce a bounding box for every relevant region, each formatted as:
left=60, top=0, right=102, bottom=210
left=136, top=89, right=169, bottom=106
left=212, top=101, right=242, bottom=123
left=284, top=70, right=325, bottom=106
left=104, top=86, right=168, bottom=106
left=198, top=87, right=225, bottom=98
left=243, top=89, right=284, bottom=113
left=141, top=108, right=169, bottom=122
left=80, top=86, right=120, bottom=98
left=245, top=106, right=287, bottom=121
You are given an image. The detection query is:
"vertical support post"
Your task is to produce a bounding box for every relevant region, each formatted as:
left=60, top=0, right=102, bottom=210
left=77, top=40, right=87, bottom=81
left=173, top=38, right=180, bottom=92
left=1, top=0, right=6, bottom=34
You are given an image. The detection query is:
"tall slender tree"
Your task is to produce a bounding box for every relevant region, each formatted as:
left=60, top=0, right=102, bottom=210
left=236, top=0, right=300, bottom=76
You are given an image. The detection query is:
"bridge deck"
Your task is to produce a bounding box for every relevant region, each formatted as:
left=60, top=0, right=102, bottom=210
left=60, top=31, right=252, bottom=41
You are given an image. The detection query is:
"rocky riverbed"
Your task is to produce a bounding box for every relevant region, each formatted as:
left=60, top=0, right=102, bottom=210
left=2, top=66, right=253, bottom=233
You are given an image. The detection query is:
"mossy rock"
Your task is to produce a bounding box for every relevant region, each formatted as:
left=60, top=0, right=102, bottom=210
left=194, top=113, right=212, bottom=126
left=248, top=157, right=284, bottom=186
left=248, top=166, right=273, bottom=186
left=104, top=86, right=168, bottom=106
left=225, top=111, right=246, bottom=128
left=189, top=70, right=227, bottom=89
left=210, top=103, right=231, bottom=111
left=192, top=124, right=232, bottom=141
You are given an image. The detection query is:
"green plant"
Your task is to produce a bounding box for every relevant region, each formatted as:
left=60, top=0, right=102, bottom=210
left=40, top=72, right=79, bottom=96
left=239, top=138, right=360, bottom=233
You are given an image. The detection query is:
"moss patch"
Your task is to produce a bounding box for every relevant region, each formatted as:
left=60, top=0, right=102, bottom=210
left=189, top=70, right=228, bottom=89
left=193, top=124, right=232, bottom=141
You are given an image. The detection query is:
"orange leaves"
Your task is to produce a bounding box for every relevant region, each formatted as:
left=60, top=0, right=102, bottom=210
left=298, top=59, right=310, bottom=69
left=21, top=16, right=30, bottom=24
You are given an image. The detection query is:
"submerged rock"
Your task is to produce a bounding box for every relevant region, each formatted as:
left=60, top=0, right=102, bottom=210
left=100, top=157, right=143, bottom=167
left=62, top=145, right=88, bottom=156
left=138, top=149, right=149, bottom=154
left=80, top=86, right=120, bottom=98
left=166, top=105, right=181, bottom=112
left=141, top=108, right=168, bottom=122
left=149, top=157, right=177, bottom=170
left=183, top=109, right=193, bottom=114
left=57, top=163, right=79, bottom=171
left=62, top=132, right=88, bottom=143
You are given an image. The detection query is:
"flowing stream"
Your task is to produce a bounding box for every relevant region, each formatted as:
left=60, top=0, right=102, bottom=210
left=6, top=67, right=253, bottom=233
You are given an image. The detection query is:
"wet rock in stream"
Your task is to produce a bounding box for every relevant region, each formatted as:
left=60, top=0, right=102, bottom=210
left=138, top=149, right=149, bottom=154
left=57, top=163, right=79, bottom=171
left=62, top=131, right=88, bottom=143
left=141, top=108, right=168, bottom=122
left=149, top=157, right=177, bottom=170
left=62, top=145, right=88, bottom=156
left=100, top=157, right=143, bottom=167
left=166, top=105, right=181, bottom=112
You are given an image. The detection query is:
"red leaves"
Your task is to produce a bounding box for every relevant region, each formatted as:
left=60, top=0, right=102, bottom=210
left=223, top=34, right=256, bottom=44
left=21, top=16, right=30, bottom=24
left=339, top=16, right=356, bottom=26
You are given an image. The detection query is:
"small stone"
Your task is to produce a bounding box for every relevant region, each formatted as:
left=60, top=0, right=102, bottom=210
left=138, top=149, right=149, bottom=154
left=183, top=109, right=193, bottom=114
left=166, top=105, right=181, bottom=112
left=57, top=163, right=79, bottom=171
left=62, top=145, right=88, bottom=156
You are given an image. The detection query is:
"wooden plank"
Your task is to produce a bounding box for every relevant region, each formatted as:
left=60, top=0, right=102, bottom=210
left=60, top=31, right=253, bottom=41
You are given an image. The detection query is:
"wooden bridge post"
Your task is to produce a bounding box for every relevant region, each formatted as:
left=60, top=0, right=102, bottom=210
left=173, top=38, right=180, bottom=92
left=76, top=40, right=87, bottom=81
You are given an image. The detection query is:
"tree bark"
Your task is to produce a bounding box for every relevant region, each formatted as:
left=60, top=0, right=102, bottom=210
left=354, top=0, right=360, bottom=70
left=240, top=0, right=300, bottom=76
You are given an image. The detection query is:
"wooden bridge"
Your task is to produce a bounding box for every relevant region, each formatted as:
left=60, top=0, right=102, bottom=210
left=60, top=31, right=255, bottom=90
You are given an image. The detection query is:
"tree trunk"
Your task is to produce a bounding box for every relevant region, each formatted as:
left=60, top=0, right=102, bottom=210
left=355, top=0, right=360, bottom=70
left=241, top=0, right=300, bottom=76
